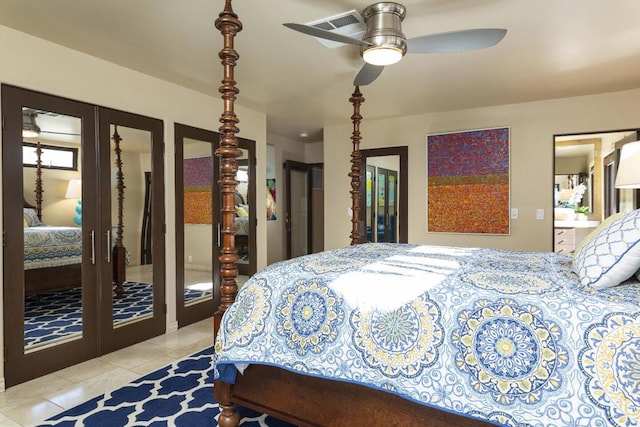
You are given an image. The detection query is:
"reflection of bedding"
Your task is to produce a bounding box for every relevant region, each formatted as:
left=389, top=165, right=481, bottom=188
left=234, top=217, right=249, bottom=236
left=24, top=226, right=82, bottom=270
left=215, top=243, right=640, bottom=427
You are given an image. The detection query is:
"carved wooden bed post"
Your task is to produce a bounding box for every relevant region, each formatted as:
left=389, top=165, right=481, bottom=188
left=112, top=126, right=127, bottom=298
left=349, top=86, right=365, bottom=245
left=35, top=141, right=43, bottom=220
left=213, top=1, right=242, bottom=426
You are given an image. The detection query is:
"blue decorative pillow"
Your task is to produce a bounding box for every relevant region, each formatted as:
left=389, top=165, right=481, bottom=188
left=23, top=208, right=44, bottom=227
left=573, top=209, right=640, bottom=288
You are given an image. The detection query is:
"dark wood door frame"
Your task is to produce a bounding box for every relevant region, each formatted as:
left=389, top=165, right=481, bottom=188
left=2, top=84, right=98, bottom=387
left=359, top=146, right=408, bottom=244
left=212, top=136, right=257, bottom=279
left=96, top=107, right=165, bottom=354
left=284, top=160, right=323, bottom=259
left=174, top=123, right=218, bottom=328
left=552, top=129, right=640, bottom=252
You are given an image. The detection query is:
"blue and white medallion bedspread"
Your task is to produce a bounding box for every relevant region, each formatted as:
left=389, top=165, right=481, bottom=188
left=24, top=226, right=83, bottom=269
left=214, top=243, right=640, bottom=427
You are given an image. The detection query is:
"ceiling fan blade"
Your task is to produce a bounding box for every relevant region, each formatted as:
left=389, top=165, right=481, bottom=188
left=283, top=23, right=369, bottom=47
left=353, top=63, right=385, bottom=86
left=406, top=28, right=507, bottom=54
left=41, top=130, right=81, bottom=136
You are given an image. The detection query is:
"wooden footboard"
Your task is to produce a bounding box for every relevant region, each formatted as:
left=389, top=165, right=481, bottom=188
left=24, top=264, right=82, bottom=295
left=216, top=365, right=494, bottom=427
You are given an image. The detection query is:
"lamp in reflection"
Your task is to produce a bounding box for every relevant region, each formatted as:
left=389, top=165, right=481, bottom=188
left=65, top=179, right=82, bottom=226
left=236, top=169, right=248, bottom=183
left=615, top=141, right=640, bottom=189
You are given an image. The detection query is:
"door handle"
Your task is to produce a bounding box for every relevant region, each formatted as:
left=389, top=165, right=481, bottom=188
left=106, top=229, right=111, bottom=263
left=91, top=230, right=96, bottom=265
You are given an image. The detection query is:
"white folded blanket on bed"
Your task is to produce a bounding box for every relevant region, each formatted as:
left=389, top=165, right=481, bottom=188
left=329, top=246, right=474, bottom=312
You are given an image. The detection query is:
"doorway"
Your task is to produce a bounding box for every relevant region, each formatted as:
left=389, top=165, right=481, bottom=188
left=553, top=129, right=639, bottom=254
left=2, top=85, right=165, bottom=386
left=359, top=147, right=408, bottom=243
left=284, top=161, right=324, bottom=259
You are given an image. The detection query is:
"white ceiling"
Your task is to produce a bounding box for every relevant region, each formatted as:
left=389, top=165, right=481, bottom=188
left=2, top=1, right=640, bottom=142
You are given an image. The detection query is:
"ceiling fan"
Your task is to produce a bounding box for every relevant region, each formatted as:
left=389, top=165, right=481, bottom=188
left=284, top=2, right=507, bottom=86
left=22, top=109, right=80, bottom=138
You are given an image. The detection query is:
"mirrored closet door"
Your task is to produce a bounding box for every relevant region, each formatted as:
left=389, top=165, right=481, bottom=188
left=97, top=107, right=165, bottom=353
left=2, top=85, right=98, bottom=386
left=175, top=124, right=218, bottom=327
left=359, top=147, right=409, bottom=244
left=2, top=86, right=165, bottom=386
left=175, top=124, right=256, bottom=328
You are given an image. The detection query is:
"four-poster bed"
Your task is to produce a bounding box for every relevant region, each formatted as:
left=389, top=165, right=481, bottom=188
left=23, top=132, right=129, bottom=297
left=210, top=3, right=496, bottom=426
left=23, top=141, right=82, bottom=295
left=212, top=2, right=640, bottom=427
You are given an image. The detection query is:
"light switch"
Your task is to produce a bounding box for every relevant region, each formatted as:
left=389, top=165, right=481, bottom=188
left=511, top=208, right=518, bottom=219
left=536, top=209, right=544, bottom=220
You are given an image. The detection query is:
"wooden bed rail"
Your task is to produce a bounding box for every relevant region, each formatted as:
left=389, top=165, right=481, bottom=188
left=349, top=86, right=365, bottom=245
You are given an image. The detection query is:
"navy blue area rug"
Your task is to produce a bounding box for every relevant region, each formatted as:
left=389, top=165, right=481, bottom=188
left=25, top=282, right=211, bottom=349
left=39, top=347, right=294, bottom=427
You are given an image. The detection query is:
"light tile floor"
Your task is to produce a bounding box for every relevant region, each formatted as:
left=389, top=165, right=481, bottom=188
left=0, top=317, right=215, bottom=427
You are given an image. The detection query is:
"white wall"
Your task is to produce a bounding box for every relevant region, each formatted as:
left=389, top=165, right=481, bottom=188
left=324, top=88, right=640, bottom=252
left=0, top=25, right=267, bottom=385
left=265, top=134, right=306, bottom=264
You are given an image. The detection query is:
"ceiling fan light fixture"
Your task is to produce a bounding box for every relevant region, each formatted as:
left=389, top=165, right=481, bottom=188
left=360, top=2, right=407, bottom=66
left=22, top=112, right=41, bottom=138
left=362, top=45, right=403, bottom=65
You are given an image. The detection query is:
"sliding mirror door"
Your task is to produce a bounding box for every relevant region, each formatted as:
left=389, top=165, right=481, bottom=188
left=176, top=125, right=256, bottom=327
left=2, top=85, right=97, bottom=386
left=176, top=124, right=256, bottom=328
left=175, top=124, right=218, bottom=327
left=98, top=108, right=165, bottom=353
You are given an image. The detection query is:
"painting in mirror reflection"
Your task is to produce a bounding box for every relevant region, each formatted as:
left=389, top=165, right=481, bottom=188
left=183, top=138, right=215, bottom=306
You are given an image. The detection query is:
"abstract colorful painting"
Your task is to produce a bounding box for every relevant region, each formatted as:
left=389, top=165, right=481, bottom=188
left=266, top=178, right=277, bottom=220
left=184, top=156, right=213, bottom=224
left=427, top=127, right=509, bottom=234
left=266, top=146, right=277, bottom=221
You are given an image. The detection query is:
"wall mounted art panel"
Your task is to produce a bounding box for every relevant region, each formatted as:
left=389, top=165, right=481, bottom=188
left=427, top=127, right=510, bottom=234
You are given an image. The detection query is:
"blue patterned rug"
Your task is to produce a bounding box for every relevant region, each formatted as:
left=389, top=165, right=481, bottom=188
left=38, top=347, right=293, bottom=427
left=25, top=282, right=212, bottom=349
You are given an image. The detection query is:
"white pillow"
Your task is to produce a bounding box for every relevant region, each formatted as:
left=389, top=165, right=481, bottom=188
left=573, top=209, right=640, bottom=289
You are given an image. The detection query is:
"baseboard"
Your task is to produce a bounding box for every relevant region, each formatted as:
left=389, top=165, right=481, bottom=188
left=167, top=320, right=179, bottom=333
left=0, top=376, right=5, bottom=392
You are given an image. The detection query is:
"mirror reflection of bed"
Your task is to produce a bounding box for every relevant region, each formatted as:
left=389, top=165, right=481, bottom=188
left=22, top=111, right=85, bottom=353
left=235, top=159, right=250, bottom=271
